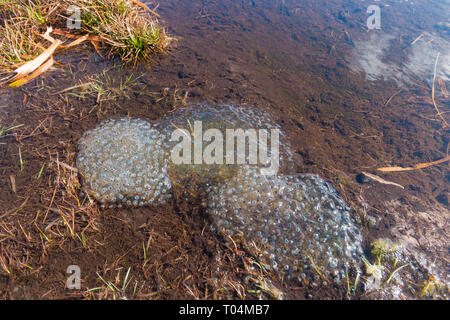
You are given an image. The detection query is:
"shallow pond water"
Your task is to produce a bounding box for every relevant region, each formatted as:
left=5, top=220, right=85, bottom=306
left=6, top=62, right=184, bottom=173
left=0, top=0, right=448, bottom=300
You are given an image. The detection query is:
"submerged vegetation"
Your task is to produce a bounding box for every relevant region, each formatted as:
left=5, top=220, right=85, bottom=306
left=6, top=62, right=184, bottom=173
left=0, top=0, right=174, bottom=86
left=0, top=120, right=23, bottom=142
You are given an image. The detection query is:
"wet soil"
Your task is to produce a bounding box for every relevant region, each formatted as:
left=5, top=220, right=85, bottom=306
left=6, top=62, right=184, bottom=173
left=0, top=0, right=448, bottom=299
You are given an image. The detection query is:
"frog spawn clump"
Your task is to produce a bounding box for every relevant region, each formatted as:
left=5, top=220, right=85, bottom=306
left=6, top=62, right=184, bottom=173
left=76, top=119, right=172, bottom=207
left=159, top=103, right=293, bottom=200
left=205, top=166, right=364, bottom=282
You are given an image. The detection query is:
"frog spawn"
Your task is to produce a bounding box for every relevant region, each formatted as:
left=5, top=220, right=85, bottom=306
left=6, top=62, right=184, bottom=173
left=75, top=106, right=364, bottom=283
left=205, top=166, right=364, bottom=281
left=159, top=103, right=293, bottom=200
left=76, top=119, right=172, bottom=207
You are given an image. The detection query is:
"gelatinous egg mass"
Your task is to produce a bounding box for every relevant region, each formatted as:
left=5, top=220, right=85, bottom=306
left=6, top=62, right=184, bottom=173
left=206, top=165, right=364, bottom=281
left=75, top=106, right=365, bottom=282
left=160, top=103, right=293, bottom=200
left=76, top=119, right=172, bottom=207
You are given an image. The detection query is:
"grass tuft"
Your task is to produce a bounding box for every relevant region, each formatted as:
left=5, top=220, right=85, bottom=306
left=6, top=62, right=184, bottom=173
left=0, top=0, right=174, bottom=74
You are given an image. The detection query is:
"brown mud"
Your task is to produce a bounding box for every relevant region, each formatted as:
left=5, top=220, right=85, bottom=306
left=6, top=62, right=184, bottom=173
left=0, top=0, right=448, bottom=299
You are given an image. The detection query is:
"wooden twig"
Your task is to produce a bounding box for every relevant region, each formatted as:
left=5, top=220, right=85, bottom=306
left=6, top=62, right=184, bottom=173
left=432, top=53, right=449, bottom=128
left=130, top=0, right=161, bottom=18
left=52, top=160, right=79, bottom=173
left=362, top=172, right=404, bottom=189
left=384, top=89, right=403, bottom=107
left=378, top=155, right=450, bottom=172
left=0, top=197, right=29, bottom=219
